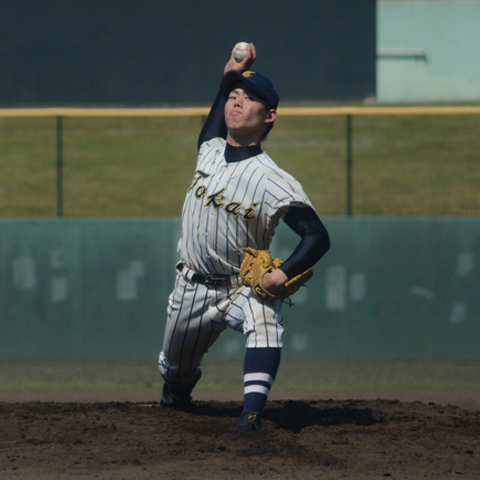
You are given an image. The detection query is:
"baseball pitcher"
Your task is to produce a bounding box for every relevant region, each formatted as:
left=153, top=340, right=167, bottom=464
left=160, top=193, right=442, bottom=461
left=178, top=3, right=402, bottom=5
left=158, top=43, right=330, bottom=432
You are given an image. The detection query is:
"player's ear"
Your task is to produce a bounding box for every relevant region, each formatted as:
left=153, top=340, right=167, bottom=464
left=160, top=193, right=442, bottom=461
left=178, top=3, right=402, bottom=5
left=264, top=109, right=277, bottom=125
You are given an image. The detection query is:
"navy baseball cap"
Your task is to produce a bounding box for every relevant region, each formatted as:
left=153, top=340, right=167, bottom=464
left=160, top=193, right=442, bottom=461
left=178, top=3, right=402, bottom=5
left=220, top=70, right=279, bottom=109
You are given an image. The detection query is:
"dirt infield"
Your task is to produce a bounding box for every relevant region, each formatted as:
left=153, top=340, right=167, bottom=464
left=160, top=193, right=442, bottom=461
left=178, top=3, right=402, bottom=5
left=1, top=390, right=480, bottom=479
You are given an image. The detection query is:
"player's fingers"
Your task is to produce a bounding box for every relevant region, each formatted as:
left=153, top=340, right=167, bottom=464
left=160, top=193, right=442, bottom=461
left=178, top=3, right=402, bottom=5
left=224, top=42, right=256, bottom=74
left=242, top=43, right=256, bottom=69
left=224, top=55, right=239, bottom=74
left=248, top=42, right=257, bottom=60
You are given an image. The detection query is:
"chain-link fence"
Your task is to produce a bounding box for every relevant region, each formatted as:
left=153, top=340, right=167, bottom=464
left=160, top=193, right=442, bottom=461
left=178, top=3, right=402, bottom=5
left=1, top=107, right=479, bottom=217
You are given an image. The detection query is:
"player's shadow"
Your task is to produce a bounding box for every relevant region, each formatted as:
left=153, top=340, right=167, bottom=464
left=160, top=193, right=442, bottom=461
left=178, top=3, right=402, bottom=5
left=187, top=401, right=243, bottom=419
left=188, top=399, right=379, bottom=434
left=265, top=400, right=380, bottom=433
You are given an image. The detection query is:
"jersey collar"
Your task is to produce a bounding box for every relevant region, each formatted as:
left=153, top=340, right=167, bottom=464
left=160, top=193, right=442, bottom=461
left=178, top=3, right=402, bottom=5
left=225, top=143, right=263, bottom=163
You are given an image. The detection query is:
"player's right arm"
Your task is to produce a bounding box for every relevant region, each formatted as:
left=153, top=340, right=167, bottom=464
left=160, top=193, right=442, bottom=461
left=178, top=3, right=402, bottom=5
left=197, top=43, right=257, bottom=151
left=197, top=92, right=228, bottom=150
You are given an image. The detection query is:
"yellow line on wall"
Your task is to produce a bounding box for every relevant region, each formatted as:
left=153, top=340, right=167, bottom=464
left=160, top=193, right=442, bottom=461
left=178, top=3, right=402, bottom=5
left=0, top=106, right=480, bottom=117
left=0, top=107, right=211, bottom=117
left=279, top=106, right=480, bottom=116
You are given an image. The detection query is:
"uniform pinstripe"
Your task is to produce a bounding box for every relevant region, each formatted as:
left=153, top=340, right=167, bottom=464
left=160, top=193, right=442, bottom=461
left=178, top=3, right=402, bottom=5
left=179, top=137, right=313, bottom=274
left=159, top=136, right=315, bottom=383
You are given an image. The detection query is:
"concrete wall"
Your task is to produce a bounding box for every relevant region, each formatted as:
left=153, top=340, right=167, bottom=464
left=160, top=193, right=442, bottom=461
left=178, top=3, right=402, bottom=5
left=377, top=1, right=480, bottom=102
left=1, top=218, right=479, bottom=363
left=0, top=0, right=375, bottom=106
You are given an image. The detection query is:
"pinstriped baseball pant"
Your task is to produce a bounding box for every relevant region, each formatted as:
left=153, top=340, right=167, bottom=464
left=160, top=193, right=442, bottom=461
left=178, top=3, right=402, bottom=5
left=158, top=266, right=284, bottom=384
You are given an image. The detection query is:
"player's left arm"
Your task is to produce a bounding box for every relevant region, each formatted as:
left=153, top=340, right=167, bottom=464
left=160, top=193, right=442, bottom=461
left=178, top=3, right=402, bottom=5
left=280, top=206, right=330, bottom=278
left=262, top=206, right=330, bottom=294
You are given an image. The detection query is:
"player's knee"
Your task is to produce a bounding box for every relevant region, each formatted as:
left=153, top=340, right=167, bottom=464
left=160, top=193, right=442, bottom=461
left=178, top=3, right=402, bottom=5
left=158, top=351, right=174, bottom=380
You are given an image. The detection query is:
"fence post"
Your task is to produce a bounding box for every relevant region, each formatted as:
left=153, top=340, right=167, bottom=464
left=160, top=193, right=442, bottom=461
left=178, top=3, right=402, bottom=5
left=346, top=114, right=353, bottom=216
left=56, top=116, right=63, bottom=217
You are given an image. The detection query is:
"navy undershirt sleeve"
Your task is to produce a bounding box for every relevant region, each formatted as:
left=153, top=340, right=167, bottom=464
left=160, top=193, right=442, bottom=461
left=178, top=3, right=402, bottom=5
left=198, top=91, right=227, bottom=151
left=279, top=207, right=330, bottom=279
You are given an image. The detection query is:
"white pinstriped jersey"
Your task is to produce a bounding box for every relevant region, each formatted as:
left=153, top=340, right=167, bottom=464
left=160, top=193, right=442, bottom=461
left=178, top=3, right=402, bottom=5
left=177, top=137, right=315, bottom=275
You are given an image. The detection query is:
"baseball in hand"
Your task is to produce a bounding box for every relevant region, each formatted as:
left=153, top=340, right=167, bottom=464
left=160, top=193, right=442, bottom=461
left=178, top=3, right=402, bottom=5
left=232, top=42, right=249, bottom=62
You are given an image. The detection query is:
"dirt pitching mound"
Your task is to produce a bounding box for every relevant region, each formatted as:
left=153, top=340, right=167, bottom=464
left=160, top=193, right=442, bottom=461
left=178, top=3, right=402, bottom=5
left=1, top=399, right=480, bottom=479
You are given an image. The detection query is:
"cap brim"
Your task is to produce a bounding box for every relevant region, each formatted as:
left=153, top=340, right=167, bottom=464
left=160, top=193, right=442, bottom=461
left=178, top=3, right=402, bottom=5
left=220, top=71, right=270, bottom=106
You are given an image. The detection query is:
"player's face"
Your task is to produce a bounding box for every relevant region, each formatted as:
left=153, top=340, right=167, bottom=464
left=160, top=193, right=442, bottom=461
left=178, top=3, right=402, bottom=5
left=224, top=86, right=276, bottom=146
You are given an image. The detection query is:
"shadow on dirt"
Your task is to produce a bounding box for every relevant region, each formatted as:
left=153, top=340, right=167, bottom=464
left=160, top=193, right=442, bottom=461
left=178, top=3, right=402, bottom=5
left=267, top=400, right=380, bottom=433
left=184, top=399, right=380, bottom=434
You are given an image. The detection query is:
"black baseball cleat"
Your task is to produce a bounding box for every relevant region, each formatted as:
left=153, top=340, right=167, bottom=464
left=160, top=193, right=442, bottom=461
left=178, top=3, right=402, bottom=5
left=160, top=368, right=202, bottom=408
left=236, top=411, right=262, bottom=433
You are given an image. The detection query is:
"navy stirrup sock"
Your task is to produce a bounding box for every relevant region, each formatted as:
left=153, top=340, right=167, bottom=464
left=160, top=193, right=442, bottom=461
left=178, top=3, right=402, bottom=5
left=243, top=347, right=281, bottom=414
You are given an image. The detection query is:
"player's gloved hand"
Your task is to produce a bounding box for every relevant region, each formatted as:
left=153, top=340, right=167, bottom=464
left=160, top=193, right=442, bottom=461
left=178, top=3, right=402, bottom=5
left=224, top=42, right=257, bottom=74
left=262, top=268, right=288, bottom=297
left=239, top=247, right=313, bottom=302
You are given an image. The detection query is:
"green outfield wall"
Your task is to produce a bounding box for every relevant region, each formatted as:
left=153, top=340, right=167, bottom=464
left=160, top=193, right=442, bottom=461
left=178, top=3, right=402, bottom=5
left=0, top=218, right=479, bottom=363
